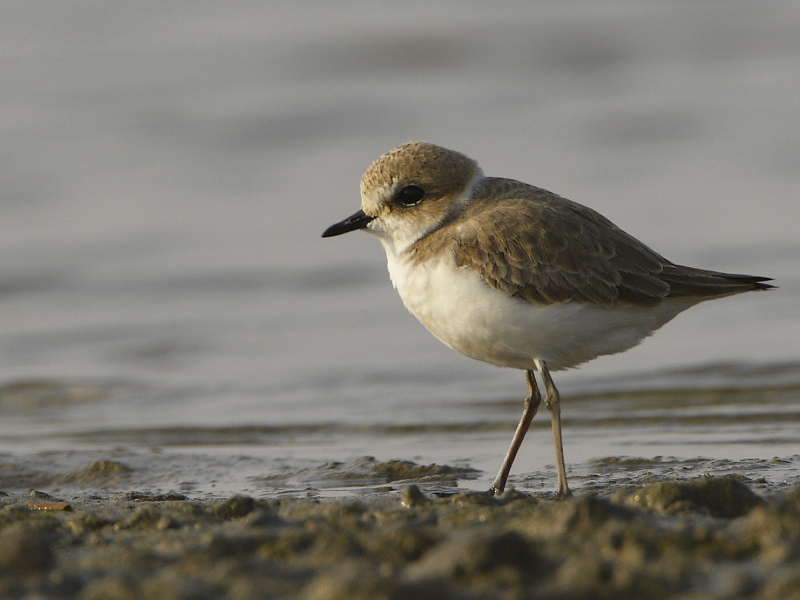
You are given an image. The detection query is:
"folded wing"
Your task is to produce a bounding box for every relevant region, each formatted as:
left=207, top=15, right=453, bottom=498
left=428, top=178, right=772, bottom=308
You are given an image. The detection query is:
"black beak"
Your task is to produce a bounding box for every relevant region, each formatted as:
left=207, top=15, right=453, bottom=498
left=321, top=209, right=375, bottom=238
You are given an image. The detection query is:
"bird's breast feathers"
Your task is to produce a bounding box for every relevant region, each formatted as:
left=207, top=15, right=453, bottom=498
left=384, top=249, right=691, bottom=371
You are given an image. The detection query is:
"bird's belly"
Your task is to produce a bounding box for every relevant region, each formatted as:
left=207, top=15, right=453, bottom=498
left=387, top=255, right=691, bottom=371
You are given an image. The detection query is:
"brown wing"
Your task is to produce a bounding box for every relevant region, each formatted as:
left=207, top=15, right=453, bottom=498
left=415, top=178, right=771, bottom=308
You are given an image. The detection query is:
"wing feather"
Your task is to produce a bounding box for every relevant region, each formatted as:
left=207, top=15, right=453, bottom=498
left=408, top=178, right=771, bottom=307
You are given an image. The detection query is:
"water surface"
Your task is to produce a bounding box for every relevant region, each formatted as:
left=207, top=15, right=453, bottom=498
left=1, top=1, right=799, bottom=497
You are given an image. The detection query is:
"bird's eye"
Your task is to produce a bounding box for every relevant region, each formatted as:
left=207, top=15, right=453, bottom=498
left=397, top=185, right=426, bottom=206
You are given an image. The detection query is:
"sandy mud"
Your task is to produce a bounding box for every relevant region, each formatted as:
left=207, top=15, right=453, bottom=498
left=2, top=470, right=800, bottom=600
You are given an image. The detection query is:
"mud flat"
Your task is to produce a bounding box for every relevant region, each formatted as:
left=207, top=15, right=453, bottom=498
left=2, top=471, right=800, bottom=600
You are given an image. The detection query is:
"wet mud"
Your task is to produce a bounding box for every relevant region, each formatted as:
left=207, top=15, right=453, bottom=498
left=2, top=474, right=800, bottom=599
left=2, top=374, right=799, bottom=598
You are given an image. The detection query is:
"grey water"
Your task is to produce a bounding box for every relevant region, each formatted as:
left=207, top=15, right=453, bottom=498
left=1, top=1, right=799, bottom=497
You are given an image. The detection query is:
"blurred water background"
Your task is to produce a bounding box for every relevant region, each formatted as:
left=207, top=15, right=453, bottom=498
left=1, top=0, right=799, bottom=497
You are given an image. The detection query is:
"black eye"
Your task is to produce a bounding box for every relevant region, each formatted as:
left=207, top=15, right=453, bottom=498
left=397, top=185, right=426, bottom=206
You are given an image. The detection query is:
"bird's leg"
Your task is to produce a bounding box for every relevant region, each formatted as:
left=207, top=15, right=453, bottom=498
left=489, top=370, right=541, bottom=496
left=534, top=359, right=572, bottom=498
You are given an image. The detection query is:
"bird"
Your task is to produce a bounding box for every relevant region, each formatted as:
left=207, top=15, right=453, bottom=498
left=321, top=142, right=773, bottom=498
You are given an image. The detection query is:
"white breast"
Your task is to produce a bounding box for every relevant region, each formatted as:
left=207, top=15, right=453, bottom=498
left=382, top=246, right=697, bottom=371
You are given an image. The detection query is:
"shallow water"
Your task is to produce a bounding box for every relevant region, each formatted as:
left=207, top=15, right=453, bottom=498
left=2, top=365, right=799, bottom=498
left=1, top=1, right=799, bottom=498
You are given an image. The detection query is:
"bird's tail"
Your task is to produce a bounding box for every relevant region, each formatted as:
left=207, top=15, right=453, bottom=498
left=662, top=265, right=774, bottom=298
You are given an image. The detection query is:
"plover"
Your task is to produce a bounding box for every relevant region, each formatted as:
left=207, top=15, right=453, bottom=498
left=322, top=142, right=772, bottom=497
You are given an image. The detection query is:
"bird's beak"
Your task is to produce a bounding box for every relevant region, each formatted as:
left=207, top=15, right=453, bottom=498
left=321, top=209, right=375, bottom=238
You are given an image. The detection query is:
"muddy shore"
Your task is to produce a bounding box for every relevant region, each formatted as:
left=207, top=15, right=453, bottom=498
left=2, top=466, right=800, bottom=600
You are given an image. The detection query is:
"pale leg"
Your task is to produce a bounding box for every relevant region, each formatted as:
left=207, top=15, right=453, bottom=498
left=489, top=370, right=541, bottom=495
left=534, top=358, right=572, bottom=498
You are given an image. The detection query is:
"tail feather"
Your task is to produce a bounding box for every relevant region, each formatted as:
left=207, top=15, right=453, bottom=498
left=662, top=265, right=774, bottom=298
